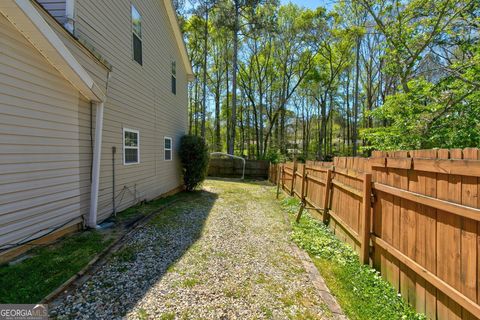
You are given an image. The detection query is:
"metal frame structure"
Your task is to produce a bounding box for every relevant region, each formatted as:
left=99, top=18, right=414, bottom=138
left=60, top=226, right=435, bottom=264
left=210, top=152, right=245, bottom=180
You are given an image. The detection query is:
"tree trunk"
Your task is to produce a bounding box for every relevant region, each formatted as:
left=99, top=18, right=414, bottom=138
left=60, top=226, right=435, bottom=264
left=201, top=6, right=209, bottom=138
left=225, top=48, right=230, bottom=151
left=352, top=35, right=361, bottom=156
left=214, top=82, right=221, bottom=151
left=229, top=0, right=239, bottom=155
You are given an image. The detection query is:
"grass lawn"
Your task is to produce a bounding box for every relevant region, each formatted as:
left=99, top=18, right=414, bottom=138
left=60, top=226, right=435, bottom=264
left=0, top=191, right=184, bottom=304
left=0, top=231, right=112, bottom=303
left=278, top=195, right=426, bottom=320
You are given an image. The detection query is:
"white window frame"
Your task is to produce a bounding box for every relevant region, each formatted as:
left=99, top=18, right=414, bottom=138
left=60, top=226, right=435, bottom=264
left=171, top=60, right=176, bottom=95
left=131, top=4, right=142, bottom=65
left=164, top=136, right=172, bottom=161
left=123, top=128, right=140, bottom=165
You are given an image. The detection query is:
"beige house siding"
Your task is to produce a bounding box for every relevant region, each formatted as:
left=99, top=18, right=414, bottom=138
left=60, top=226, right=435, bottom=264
left=36, top=3, right=111, bottom=220
left=74, top=0, right=189, bottom=220
left=0, top=0, right=188, bottom=253
left=0, top=13, right=85, bottom=248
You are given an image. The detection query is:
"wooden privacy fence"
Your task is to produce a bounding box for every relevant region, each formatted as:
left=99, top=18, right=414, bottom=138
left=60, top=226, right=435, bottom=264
left=208, top=158, right=269, bottom=179
left=270, top=149, right=480, bottom=320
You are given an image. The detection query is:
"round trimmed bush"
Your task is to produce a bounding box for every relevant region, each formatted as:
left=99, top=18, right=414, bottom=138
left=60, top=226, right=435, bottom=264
left=179, top=135, right=210, bottom=191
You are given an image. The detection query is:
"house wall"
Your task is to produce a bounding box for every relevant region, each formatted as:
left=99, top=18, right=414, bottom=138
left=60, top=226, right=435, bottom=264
left=73, top=0, right=189, bottom=220
left=37, top=0, right=67, bottom=25
left=0, top=13, right=85, bottom=249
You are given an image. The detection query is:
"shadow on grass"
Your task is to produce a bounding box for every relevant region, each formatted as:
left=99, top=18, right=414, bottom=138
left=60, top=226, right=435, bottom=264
left=48, top=189, right=218, bottom=318
left=0, top=189, right=217, bottom=307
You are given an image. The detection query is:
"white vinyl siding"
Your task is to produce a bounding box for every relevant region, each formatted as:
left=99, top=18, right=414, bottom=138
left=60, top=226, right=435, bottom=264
left=36, top=0, right=67, bottom=25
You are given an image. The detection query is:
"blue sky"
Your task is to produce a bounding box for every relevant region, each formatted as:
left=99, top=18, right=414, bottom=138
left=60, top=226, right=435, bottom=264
left=280, top=0, right=334, bottom=10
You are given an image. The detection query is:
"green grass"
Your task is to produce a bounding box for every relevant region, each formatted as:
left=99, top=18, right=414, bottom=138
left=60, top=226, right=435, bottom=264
left=115, top=192, right=187, bottom=223
left=160, top=312, right=175, bottom=320
left=279, top=196, right=426, bottom=320
left=111, top=245, right=137, bottom=263
left=181, top=277, right=201, bottom=288
left=0, top=231, right=112, bottom=303
left=137, top=308, right=149, bottom=320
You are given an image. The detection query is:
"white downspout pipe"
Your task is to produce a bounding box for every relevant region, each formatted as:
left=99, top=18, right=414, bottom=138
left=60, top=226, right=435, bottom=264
left=88, top=101, right=104, bottom=228
left=64, top=0, right=75, bottom=34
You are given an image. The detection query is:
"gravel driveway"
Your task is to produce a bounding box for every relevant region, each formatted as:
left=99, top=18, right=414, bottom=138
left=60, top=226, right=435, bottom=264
left=51, top=179, right=331, bottom=319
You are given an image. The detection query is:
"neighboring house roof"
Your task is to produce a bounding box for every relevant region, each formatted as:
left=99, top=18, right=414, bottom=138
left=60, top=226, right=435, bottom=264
left=0, top=0, right=105, bottom=102
left=163, top=0, right=194, bottom=80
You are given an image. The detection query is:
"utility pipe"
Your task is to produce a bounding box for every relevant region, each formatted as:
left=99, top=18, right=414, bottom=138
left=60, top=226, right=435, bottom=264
left=88, top=101, right=104, bottom=228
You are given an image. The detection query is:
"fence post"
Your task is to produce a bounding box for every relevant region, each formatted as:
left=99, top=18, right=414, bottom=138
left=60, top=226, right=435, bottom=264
left=360, top=173, right=372, bottom=264
left=276, top=164, right=283, bottom=199
left=322, top=169, right=333, bottom=224
left=295, top=164, right=308, bottom=223
left=290, top=161, right=297, bottom=196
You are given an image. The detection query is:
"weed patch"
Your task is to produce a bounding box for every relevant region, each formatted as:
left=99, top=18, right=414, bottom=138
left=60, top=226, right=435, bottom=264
left=279, top=196, right=425, bottom=320
left=112, top=245, right=137, bottom=263
left=181, top=277, right=200, bottom=288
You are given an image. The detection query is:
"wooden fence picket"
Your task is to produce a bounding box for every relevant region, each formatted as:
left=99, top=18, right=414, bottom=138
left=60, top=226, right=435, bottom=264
left=267, top=149, right=480, bottom=319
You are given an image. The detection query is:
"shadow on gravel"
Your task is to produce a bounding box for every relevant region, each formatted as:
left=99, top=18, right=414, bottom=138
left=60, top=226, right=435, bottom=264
left=51, top=190, right=218, bottom=319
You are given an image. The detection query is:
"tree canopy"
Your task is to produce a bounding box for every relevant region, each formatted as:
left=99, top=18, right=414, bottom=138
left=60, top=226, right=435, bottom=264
left=180, top=0, right=479, bottom=160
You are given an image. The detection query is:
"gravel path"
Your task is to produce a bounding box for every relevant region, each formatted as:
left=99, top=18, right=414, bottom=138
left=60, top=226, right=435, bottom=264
left=51, top=179, right=331, bottom=319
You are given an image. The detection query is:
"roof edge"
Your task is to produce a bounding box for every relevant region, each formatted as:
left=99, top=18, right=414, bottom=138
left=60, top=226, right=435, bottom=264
left=0, top=0, right=105, bottom=102
left=163, top=0, right=194, bottom=81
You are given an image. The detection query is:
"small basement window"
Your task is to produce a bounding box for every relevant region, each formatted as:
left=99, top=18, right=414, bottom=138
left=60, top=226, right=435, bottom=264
left=164, top=137, right=172, bottom=161
left=123, top=128, right=140, bottom=165
left=132, top=5, right=142, bottom=65
left=171, top=61, right=176, bottom=95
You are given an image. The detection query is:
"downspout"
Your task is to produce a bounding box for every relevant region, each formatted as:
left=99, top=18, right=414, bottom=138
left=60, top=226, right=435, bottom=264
left=88, top=101, right=104, bottom=228
left=64, top=0, right=75, bottom=34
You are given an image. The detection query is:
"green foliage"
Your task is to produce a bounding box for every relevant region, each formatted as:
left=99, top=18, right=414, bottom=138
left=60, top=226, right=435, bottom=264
left=179, top=135, right=210, bottom=191
left=0, top=232, right=112, bottom=303
left=263, top=149, right=286, bottom=164
left=280, top=197, right=425, bottom=320
left=362, top=78, right=480, bottom=151
left=183, top=0, right=479, bottom=158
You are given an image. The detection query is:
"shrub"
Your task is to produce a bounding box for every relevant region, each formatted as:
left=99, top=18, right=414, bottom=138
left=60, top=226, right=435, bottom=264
left=264, top=149, right=286, bottom=164
left=179, top=135, right=209, bottom=191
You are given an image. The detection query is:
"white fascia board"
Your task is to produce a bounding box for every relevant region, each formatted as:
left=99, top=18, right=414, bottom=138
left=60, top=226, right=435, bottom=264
left=0, top=0, right=105, bottom=102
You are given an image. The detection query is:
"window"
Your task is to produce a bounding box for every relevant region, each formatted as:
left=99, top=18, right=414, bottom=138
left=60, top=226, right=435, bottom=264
left=123, top=128, right=140, bottom=165
left=164, top=137, right=172, bottom=161
left=171, top=61, right=176, bottom=95
left=131, top=5, right=142, bottom=65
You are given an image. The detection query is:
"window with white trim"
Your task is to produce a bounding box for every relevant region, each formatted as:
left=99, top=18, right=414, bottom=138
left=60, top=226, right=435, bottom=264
left=131, top=5, right=142, bottom=65
left=123, top=128, right=140, bottom=164
left=164, top=137, right=172, bottom=161
left=171, top=61, right=176, bottom=95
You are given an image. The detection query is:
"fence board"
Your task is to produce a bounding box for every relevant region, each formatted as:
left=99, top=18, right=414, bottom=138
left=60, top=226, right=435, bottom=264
left=209, top=159, right=269, bottom=179
left=268, top=149, right=480, bottom=319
